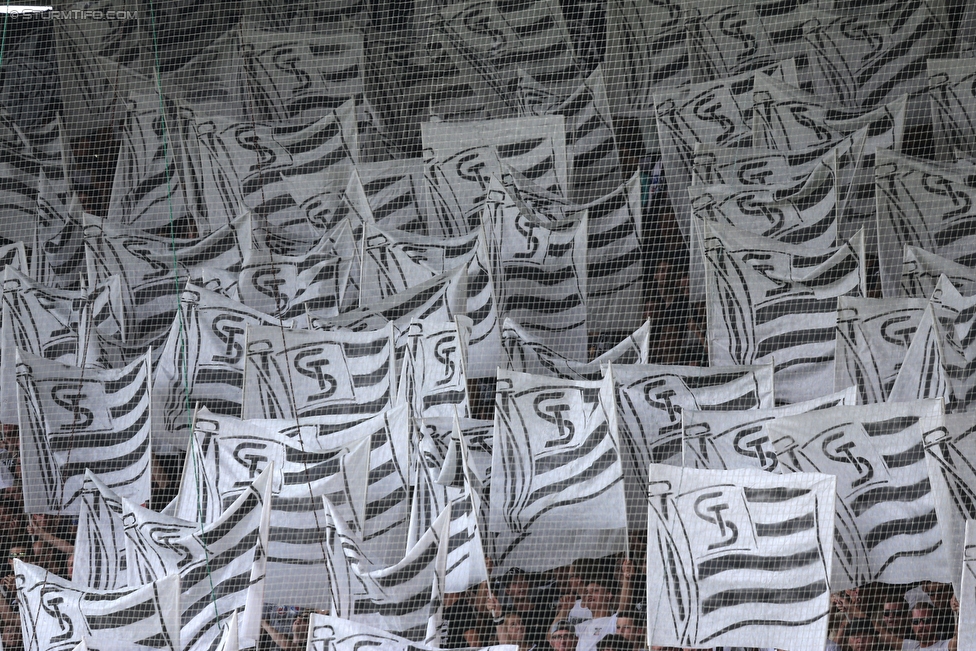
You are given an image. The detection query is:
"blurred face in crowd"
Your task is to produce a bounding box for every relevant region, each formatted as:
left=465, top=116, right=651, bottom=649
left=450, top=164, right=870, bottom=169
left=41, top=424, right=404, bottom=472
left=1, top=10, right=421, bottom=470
left=582, top=582, right=615, bottom=618
left=497, top=614, right=525, bottom=647
left=616, top=617, right=643, bottom=645
left=880, top=600, right=911, bottom=636
left=507, top=575, right=531, bottom=604
left=911, top=605, right=939, bottom=646
left=550, top=628, right=577, bottom=651
left=922, top=582, right=954, bottom=611
left=849, top=632, right=878, bottom=651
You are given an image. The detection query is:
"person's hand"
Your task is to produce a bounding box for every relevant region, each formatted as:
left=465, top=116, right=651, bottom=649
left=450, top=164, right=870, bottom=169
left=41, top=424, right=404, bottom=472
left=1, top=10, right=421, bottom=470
left=486, top=592, right=501, bottom=619
left=951, top=594, right=960, bottom=614
left=620, top=559, right=635, bottom=582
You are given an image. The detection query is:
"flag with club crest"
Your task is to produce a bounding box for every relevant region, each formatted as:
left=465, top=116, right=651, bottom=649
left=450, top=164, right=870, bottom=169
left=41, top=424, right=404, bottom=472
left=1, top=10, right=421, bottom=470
left=770, top=400, right=951, bottom=589
left=502, top=317, right=649, bottom=380
left=901, top=245, right=976, bottom=299
left=608, top=362, right=774, bottom=528
left=311, top=266, right=468, bottom=340
left=681, top=387, right=858, bottom=472
left=173, top=406, right=410, bottom=603
left=358, top=222, right=501, bottom=378
left=482, top=180, right=588, bottom=362
left=923, top=413, right=976, bottom=595
left=518, top=66, right=623, bottom=204
left=751, top=73, right=907, bottom=242
left=432, top=0, right=580, bottom=118
left=73, top=471, right=127, bottom=591
left=83, top=213, right=248, bottom=361
left=928, top=57, right=976, bottom=161
left=17, top=348, right=152, bottom=515
left=654, top=61, right=798, bottom=299
left=16, top=561, right=181, bottom=651
left=0, top=266, right=124, bottom=425
left=152, top=283, right=293, bottom=452
left=803, top=2, right=949, bottom=114
left=122, top=467, right=271, bottom=651
left=875, top=149, right=976, bottom=298
left=704, top=220, right=864, bottom=404
left=489, top=369, right=626, bottom=572
left=422, top=116, right=568, bottom=238
left=242, top=322, right=396, bottom=423
left=398, top=318, right=470, bottom=420
left=646, top=465, right=835, bottom=651
left=834, top=296, right=929, bottom=405
left=325, top=496, right=449, bottom=644
left=106, top=88, right=193, bottom=233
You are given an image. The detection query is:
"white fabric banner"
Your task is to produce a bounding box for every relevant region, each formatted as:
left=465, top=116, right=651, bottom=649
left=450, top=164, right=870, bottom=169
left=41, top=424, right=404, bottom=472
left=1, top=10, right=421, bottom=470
left=16, top=561, right=180, bottom=651
left=769, top=400, right=952, bottom=589
left=123, top=468, right=271, bottom=651
left=152, top=283, right=291, bottom=452
left=502, top=317, right=649, bottom=381
left=834, top=296, right=928, bottom=404
left=489, top=369, right=627, bottom=572
left=609, top=362, right=775, bottom=528
left=681, top=387, right=858, bottom=472
left=17, top=349, right=152, bottom=514
left=704, top=221, right=864, bottom=404
left=242, top=323, right=396, bottom=423
left=646, top=465, right=835, bottom=651
left=876, top=149, right=976, bottom=298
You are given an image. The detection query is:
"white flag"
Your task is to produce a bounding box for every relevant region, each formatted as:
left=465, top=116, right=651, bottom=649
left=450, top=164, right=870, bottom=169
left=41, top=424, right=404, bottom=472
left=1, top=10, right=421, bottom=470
left=681, top=387, right=858, bottom=472
left=422, top=116, right=568, bottom=237
left=306, top=613, right=517, bottom=651
left=17, top=349, right=152, bottom=514
left=16, top=561, right=180, bottom=651
left=73, top=471, right=127, bottom=590
left=489, top=369, right=626, bottom=572
left=646, top=465, right=835, bottom=651
left=174, top=407, right=410, bottom=602
left=959, top=520, right=976, bottom=651
left=502, top=317, right=649, bottom=380
left=608, top=362, right=774, bottom=528
left=398, top=318, right=470, bottom=419
left=834, top=295, right=928, bottom=404
left=242, top=323, right=396, bottom=422
left=876, top=149, right=976, bottom=298
left=123, top=467, right=272, bottom=651
left=924, top=413, right=976, bottom=595
left=704, top=220, right=864, bottom=403
left=152, top=283, right=291, bottom=452
left=1, top=267, right=124, bottom=424
left=901, top=244, right=976, bottom=299
left=326, top=498, right=449, bottom=643
left=770, top=400, right=952, bottom=589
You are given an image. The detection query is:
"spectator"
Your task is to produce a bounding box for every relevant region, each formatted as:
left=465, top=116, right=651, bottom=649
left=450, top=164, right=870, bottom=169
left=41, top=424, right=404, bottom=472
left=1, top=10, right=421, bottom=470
left=444, top=582, right=496, bottom=648
left=595, top=634, right=630, bottom=651
left=875, top=591, right=913, bottom=651
left=902, top=602, right=956, bottom=651
left=848, top=618, right=882, bottom=651
left=614, top=610, right=645, bottom=651
left=549, top=620, right=578, bottom=651
left=497, top=612, right=533, bottom=651
left=575, top=577, right=619, bottom=651
left=501, top=570, right=553, bottom=649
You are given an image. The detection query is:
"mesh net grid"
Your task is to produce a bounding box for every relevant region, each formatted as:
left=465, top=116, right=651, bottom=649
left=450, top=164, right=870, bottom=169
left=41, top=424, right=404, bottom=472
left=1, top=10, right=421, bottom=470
left=0, top=2, right=969, bottom=651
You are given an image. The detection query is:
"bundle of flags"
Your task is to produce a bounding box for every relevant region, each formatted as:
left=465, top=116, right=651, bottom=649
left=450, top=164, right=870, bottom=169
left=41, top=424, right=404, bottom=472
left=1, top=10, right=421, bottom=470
left=4, top=1, right=976, bottom=651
